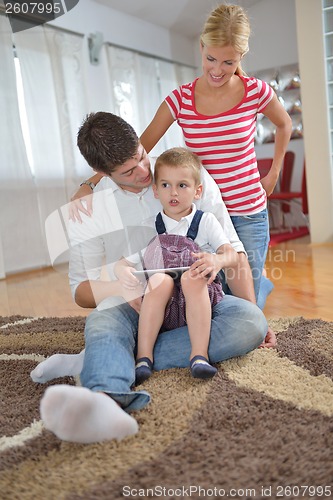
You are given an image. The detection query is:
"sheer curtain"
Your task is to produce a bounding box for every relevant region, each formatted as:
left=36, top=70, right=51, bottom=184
left=0, top=15, right=46, bottom=275
left=106, top=44, right=196, bottom=157
left=106, top=46, right=141, bottom=134
left=0, top=19, right=90, bottom=275
left=14, top=26, right=89, bottom=232
left=0, top=18, right=195, bottom=276
left=157, top=60, right=192, bottom=155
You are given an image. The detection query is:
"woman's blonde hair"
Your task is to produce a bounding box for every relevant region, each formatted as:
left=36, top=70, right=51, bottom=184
left=200, top=3, right=251, bottom=76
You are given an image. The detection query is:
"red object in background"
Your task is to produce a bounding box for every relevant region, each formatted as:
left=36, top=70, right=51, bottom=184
left=269, top=151, right=295, bottom=213
left=258, top=154, right=309, bottom=243
left=269, top=160, right=308, bottom=217
left=269, top=226, right=309, bottom=247
left=257, top=157, right=273, bottom=179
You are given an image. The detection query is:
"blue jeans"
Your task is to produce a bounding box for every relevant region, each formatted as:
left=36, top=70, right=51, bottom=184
left=80, top=296, right=267, bottom=412
left=230, top=208, right=273, bottom=307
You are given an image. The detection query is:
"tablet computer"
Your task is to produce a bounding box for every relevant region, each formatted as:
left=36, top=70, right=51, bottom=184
left=133, top=267, right=190, bottom=279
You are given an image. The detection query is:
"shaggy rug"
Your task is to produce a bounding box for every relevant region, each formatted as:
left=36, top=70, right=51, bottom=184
left=0, top=315, right=332, bottom=500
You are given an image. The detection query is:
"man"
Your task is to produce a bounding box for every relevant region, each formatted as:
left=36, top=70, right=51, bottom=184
left=37, top=112, right=268, bottom=444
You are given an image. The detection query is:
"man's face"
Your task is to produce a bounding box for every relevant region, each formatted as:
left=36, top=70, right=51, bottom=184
left=109, top=144, right=152, bottom=193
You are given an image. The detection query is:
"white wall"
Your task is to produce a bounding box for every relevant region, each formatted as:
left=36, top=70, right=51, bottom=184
left=50, top=0, right=196, bottom=64
left=51, top=0, right=332, bottom=243
left=245, top=0, right=299, bottom=72
left=251, top=0, right=333, bottom=243
left=245, top=0, right=304, bottom=192
left=49, top=0, right=196, bottom=113
left=295, top=0, right=333, bottom=243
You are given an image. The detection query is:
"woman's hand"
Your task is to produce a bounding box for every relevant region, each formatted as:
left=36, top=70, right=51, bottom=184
left=69, top=184, right=94, bottom=223
left=260, top=170, right=280, bottom=197
left=69, top=173, right=105, bottom=222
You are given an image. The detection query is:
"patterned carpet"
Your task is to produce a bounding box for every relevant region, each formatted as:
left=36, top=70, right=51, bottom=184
left=0, top=315, right=332, bottom=500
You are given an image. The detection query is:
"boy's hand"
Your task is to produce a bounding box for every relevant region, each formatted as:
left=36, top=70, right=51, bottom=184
left=190, top=252, right=219, bottom=285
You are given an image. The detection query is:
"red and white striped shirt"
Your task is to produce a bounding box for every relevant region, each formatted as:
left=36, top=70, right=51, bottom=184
left=165, top=75, right=274, bottom=215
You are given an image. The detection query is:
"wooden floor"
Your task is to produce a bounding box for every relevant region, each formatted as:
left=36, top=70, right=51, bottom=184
left=264, top=236, right=333, bottom=321
left=0, top=236, right=332, bottom=322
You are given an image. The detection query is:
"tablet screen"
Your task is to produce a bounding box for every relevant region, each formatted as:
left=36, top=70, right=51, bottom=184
left=133, top=267, right=190, bottom=279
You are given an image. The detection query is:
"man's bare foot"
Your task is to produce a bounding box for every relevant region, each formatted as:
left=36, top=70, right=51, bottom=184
left=258, top=325, right=276, bottom=349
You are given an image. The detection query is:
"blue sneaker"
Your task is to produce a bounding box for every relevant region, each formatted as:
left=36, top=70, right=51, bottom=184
left=190, top=355, right=217, bottom=379
left=135, top=357, right=153, bottom=385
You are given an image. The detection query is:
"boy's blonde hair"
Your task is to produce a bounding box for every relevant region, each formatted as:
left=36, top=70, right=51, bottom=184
left=200, top=3, right=251, bottom=76
left=154, top=147, right=202, bottom=185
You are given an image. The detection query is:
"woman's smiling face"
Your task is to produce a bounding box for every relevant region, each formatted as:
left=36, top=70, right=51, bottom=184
left=200, top=44, right=242, bottom=88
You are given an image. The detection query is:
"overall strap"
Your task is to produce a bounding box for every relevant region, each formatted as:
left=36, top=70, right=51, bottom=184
left=155, top=209, right=204, bottom=239
left=155, top=212, right=166, bottom=234
left=186, top=210, right=204, bottom=241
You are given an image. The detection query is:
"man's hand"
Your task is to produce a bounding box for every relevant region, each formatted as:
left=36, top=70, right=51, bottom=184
left=114, top=260, right=141, bottom=290
left=258, top=326, right=277, bottom=349
left=116, top=266, right=141, bottom=289
left=117, top=281, right=143, bottom=312
left=127, top=296, right=142, bottom=314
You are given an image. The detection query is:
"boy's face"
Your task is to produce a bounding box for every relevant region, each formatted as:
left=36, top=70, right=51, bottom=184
left=109, top=144, right=152, bottom=193
left=153, top=164, right=202, bottom=220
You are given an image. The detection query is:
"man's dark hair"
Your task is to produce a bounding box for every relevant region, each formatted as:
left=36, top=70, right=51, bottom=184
left=77, top=112, right=139, bottom=174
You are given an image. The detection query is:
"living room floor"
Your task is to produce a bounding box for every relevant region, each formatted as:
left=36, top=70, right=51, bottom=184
left=0, top=235, right=332, bottom=322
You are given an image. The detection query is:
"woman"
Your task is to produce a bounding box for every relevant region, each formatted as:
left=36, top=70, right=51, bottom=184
left=71, top=4, right=292, bottom=307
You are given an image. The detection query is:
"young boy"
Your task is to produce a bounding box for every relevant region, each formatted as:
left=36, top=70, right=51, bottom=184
left=115, top=147, right=238, bottom=384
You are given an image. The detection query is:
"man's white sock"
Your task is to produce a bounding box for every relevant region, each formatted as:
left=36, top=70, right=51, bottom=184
left=30, top=350, right=85, bottom=383
left=40, top=385, right=138, bottom=443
